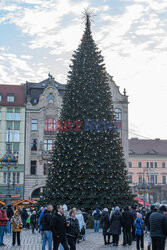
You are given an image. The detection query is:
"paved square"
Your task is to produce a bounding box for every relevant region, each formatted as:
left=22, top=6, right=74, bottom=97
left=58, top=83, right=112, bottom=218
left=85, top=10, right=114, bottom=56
left=2, top=229, right=149, bottom=249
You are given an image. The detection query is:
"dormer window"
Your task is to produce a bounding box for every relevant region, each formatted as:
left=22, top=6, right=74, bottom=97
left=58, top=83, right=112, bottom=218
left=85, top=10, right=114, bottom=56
left=47, top=93, right=55, bottom=101
left=7, top=95, right=14, bottom=102
left=34, top=99, right=37, bottom=104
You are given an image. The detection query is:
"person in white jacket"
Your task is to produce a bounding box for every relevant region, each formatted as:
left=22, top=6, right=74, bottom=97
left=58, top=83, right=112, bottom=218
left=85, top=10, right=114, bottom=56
left=75, top=209, right=85, bottom=231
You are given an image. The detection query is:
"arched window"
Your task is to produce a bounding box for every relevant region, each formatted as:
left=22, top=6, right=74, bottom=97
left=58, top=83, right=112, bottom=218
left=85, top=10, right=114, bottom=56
left=31, top=188, right=41, bottom=198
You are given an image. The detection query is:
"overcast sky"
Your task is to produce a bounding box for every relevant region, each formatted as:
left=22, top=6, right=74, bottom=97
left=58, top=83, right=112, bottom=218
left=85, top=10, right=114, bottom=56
left=0, top=0, right=167, bottom=139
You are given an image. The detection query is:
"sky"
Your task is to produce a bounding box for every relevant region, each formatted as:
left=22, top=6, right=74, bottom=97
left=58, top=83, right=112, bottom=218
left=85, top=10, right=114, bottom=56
left=0, top=0, right=167, bottom=139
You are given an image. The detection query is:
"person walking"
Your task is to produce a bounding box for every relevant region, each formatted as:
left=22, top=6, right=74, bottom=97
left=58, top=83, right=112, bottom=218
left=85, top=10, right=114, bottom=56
left=92, top=207, right=101, bottom=232
left=75, top=209, right=85, bottom=240
left=122, top=205, right=133, bottom=246
left=130, top=205, right=137, bottom=241
left=30, top=211, right=37, bottom=234
left=134, top=213, right=145, bottom=250
left=6, top=205, right=14, bottom=235
left=110, top=206, right=122, bottom=246
left=149, top=205, right=167, bottom=250
left=81, top=208, right=87, bottom=241
left=145, top=204, right=156, bottom=250
left=101, top=208, right=110, bottom=245
left=11, top=210, right=23, bottom=246
left=0, top=206, right=7, bottom=247
left=41, top=204, right=53, bottom=250
left=21, top=207, right=28, bottom=229
left=66, top=208, right=80, bottom=250
left=52, top=205, right=69, bottom=250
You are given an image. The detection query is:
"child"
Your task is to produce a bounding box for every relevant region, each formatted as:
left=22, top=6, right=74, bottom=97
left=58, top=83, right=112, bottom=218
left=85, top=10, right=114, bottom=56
left=134, top=212, right=145, bottom=250
left=11, top=210, right=23, bottom=246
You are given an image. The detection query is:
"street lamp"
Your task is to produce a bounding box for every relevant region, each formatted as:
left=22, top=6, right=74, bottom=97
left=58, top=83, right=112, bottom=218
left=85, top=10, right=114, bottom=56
left=0, top=130, right=18, bottom=205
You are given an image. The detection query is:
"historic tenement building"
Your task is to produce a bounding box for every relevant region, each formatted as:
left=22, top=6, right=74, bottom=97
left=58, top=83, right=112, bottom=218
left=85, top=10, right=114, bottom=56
left=129, top=138, right=167, bottom=204
left=24, top=76, right=64, bottom=199
left=24, top=74, right=129, bottom=199
left=0, top=85, right=25, bottom=202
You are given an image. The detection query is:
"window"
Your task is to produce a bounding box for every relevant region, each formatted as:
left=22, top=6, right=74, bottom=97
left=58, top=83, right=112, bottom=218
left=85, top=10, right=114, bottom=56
left=44, top=139, right=54, bottom=151
left=3, top=173, right=11, bottom=184
left=7, top=95, right=14, bottom=102
left=128, top=162, right=132, bottom=168
left=47, top=93, right=55, bottom=101
left=114, top=109, right=122, bottom=121
left=44, top=163, right=48, bottom=175
left=13, top=130, right=19, bottom=142
left=33, top=99, right=37, bottom=104
left=162, top=162, right=166, bottom=168
left=138, top=175, right=143, bottom=183
left=6, top=129, right=12, bottom=142
left=14, top=121, right=20, bottom=130
left=32, top=120, right=38, bottom=130
left=150, top=162, right=154, bottom=168
left=45, top=119, right=56, bottom=131
left=6, top=121, right=13, bottom=130
left=162, top=176, right=166, bottom=184
left=0, top=94, right=2, bottom=102
left=129, top=175, right=132, bottom=183
left=13, top=173, right=20, bottom=184
left=14, top=109, right=20, bottom=121
left=13, top=142, right=19, bottom=153
left=7, top=108, right=13, bottom=120
left=31, top=139, right=37, bottom=151
left=31, top=161, right=37, bottom=175
left=146, top=162, right=149, bottom=168
left=148, top=175, right=158, bottom=184
left=154, top=162, right=157, bottom=168
left=138, top=162, right=142, bottom=168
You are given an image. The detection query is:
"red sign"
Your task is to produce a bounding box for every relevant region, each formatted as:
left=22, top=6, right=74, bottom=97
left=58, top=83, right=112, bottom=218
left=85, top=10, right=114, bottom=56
left=11, top=194, right=21, bottom=198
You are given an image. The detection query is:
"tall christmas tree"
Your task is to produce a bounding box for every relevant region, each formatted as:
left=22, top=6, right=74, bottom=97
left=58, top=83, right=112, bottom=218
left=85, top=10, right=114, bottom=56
left=41, top=11, right=134, bottom=210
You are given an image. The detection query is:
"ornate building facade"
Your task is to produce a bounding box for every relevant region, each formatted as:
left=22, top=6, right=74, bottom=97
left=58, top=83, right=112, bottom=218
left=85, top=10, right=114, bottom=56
left=24, top=74, right=129, bottom=199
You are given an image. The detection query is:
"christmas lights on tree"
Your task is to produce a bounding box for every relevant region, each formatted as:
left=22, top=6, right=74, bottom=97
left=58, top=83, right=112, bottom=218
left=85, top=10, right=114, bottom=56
left=41, top=10, right=134, bottom=210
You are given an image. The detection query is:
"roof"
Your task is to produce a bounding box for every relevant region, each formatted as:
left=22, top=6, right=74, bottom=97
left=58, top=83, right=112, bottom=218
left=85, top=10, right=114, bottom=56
left=13, top=199, right=35, bottom=206
left=0, top=84, right=24, bottom=107
left=129, top=138, right=167, bottom=156
left=25, top=77, right=66, bottom=105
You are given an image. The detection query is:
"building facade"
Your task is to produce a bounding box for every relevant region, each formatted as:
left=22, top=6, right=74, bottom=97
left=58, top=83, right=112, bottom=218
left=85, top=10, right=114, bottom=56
left=24, top=74, right=129, bottom=199
left=129, top=138, right=167, bottom=204
left=24, top=76, right=64, bottom=199
left=0, top=85, right=25, bottom=202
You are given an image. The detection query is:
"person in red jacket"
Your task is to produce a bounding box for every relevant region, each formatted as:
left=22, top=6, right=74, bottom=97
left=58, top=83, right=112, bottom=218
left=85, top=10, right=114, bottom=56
left=0, top=206, right=8, bottom=247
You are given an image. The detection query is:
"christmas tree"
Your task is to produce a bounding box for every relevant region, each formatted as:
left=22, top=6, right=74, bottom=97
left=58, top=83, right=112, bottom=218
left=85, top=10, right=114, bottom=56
left=41, top=11, right=134, bottom=210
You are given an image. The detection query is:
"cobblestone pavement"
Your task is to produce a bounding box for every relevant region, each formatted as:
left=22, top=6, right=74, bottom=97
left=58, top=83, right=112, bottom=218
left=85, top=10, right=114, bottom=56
left=2, top=229, right=150, bottom=250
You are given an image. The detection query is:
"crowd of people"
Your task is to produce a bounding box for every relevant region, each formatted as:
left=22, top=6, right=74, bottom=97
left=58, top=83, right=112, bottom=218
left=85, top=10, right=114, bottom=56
left=0, top=202, right=167, bottom=249
left=96, top=203, right=167, bottom=250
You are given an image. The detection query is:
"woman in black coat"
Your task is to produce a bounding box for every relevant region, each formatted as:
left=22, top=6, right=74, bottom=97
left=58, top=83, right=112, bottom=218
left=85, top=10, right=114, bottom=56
left=110, top=206, right=122, bottom=246
left=66, top=208, right=80, bottom=250
left=101, top=208, right=110, bottom=245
